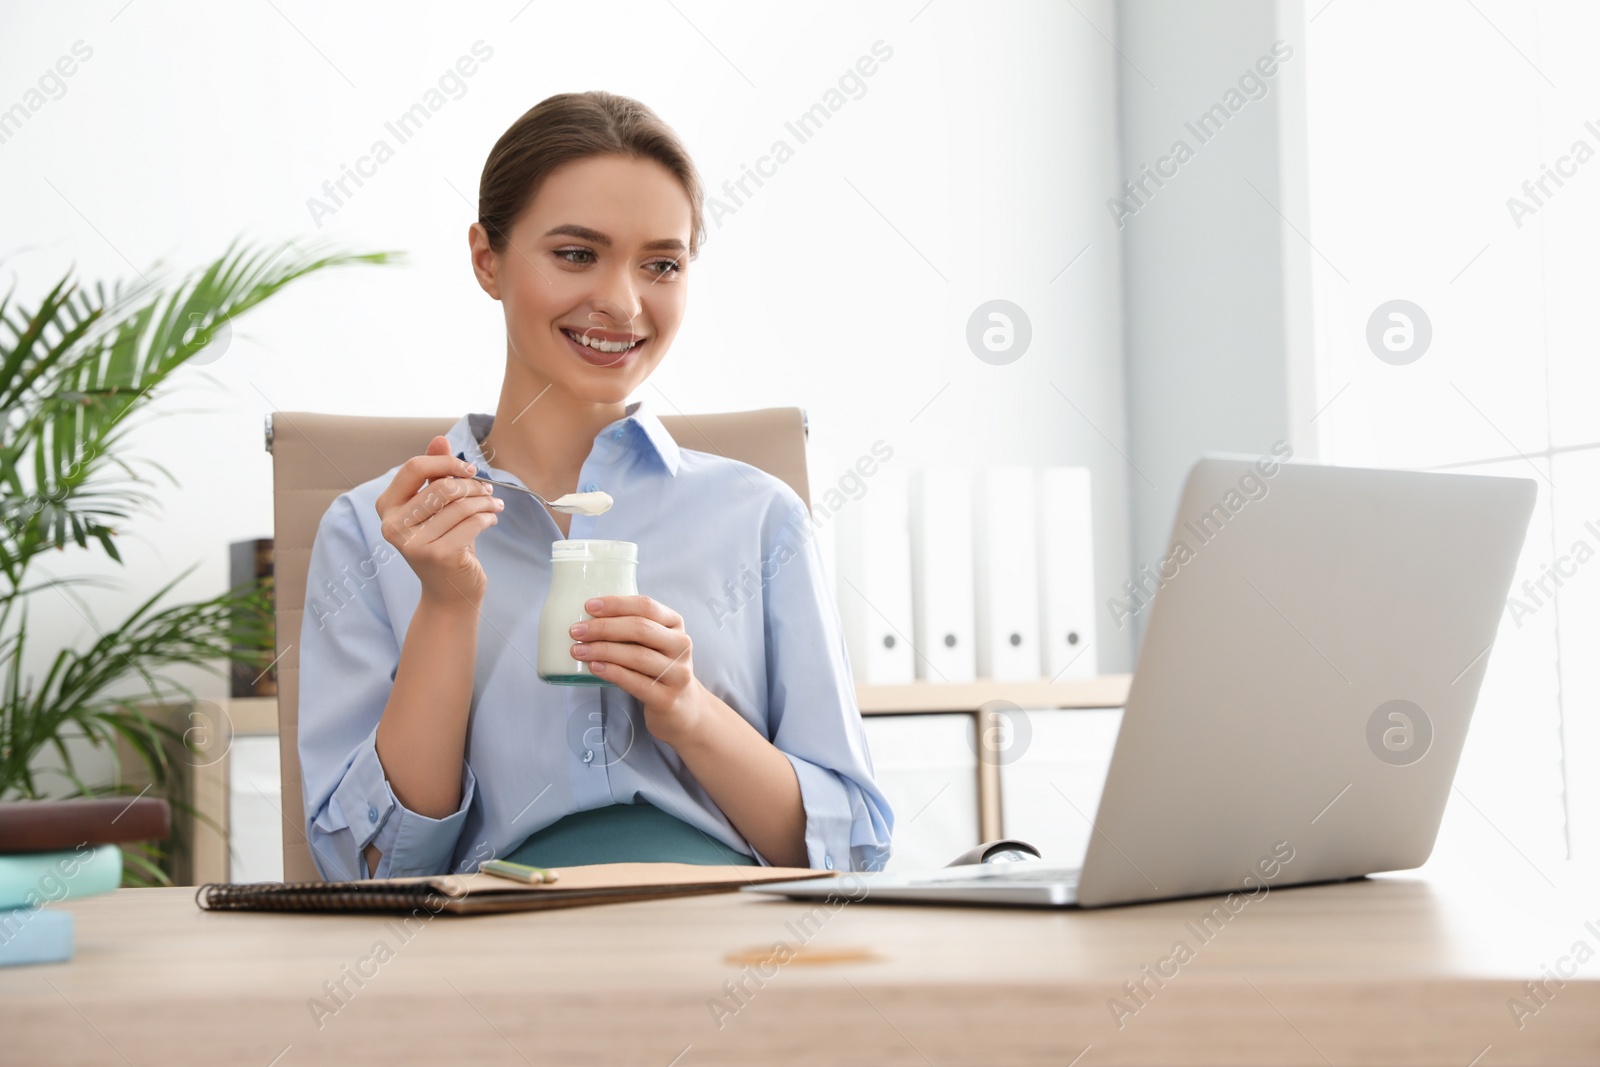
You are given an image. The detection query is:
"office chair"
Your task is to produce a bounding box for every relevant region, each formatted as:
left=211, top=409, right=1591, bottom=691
left=266, top=407, right=811, bottom=882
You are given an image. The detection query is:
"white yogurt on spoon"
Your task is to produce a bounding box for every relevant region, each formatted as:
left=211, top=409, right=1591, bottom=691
left=548, top=490, right=613, bottom=516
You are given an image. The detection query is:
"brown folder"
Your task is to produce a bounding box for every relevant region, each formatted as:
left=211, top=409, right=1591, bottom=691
left=0, top=798, right=171, bottom=853
left=195, top=862, right=838, bottom=916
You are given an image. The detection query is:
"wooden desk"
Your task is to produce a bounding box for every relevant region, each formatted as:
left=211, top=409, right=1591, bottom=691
left=5, top=862, right=1597, bottom=1065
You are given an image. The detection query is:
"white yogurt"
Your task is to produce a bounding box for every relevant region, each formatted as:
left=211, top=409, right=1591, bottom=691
left=548, top=490, right=614, bottom=516
left=537, top=539, right=638, bottom=687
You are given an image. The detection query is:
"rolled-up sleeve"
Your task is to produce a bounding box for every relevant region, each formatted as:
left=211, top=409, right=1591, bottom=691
left=298, top=493, right=476, bottom=880
left=761, top=498, right=894, bottom=872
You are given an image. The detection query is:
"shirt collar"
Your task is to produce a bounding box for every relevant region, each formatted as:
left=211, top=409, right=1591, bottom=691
left=617, top=399, right=681, bottom=475
left=445, top=399, right=680, bottom=477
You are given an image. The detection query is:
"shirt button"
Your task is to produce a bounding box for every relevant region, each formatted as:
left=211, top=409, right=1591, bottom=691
left=582, top=483, right=599, bottom=493
left=610, top=429, right=623, bottom=441
left=582, top=750, right=594, bottom=764
left=367, top=805, right=378, bottom=823
left=824, top=855, right=834, bottom=870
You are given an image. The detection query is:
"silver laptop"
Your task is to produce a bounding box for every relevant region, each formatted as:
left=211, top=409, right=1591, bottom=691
left=748, top=454, right=1536, bottom=908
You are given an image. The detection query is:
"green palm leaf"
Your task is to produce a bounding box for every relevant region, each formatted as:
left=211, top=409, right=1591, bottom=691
left=1, top=235, right=397, bottom=885
left=2, top=237, right=398, bottom=602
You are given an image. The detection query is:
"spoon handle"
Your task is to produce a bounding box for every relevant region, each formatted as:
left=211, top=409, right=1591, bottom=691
left=467, top=472, right=596, bottom=517
left=470, top=472, right=556, bottom=509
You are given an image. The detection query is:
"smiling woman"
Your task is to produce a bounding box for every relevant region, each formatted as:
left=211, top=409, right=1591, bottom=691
left=295, top=91, right=893, bottom=882
left=473, top=153, right=691, bottom=436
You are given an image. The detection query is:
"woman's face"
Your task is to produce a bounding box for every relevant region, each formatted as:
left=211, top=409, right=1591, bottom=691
left=471, top=153, right=692, bottom=406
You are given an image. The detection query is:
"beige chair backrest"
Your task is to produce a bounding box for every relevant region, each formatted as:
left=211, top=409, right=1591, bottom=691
left=268, top=408, right=809, bottom=882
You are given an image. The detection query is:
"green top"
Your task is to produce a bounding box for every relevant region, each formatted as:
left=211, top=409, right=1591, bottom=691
left=501, top=800, right=757, bottom=868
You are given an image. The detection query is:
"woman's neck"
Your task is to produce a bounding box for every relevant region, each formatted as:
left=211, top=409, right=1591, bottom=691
left=482, top=360, right=626, bottom=502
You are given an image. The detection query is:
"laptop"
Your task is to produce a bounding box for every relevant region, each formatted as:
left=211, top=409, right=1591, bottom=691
left=747, top=454, right=1537, bottom=908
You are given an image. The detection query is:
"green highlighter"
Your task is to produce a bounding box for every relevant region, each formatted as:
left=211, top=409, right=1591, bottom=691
left=479, top=858, right=559, bottom=884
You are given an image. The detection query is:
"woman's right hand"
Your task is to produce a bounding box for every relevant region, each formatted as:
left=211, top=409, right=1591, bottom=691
left=376, top=435, right=504, bottom=607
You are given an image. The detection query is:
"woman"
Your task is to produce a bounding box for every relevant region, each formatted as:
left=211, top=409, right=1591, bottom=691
left=297, top=91, right=893, bottom=880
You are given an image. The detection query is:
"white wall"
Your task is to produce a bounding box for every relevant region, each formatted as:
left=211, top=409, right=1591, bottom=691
left=1, top=0, right=1135, bottom=744
left=1298, top=0, right=1600, bottom=862
left=1113, top=0, right=1314, bottom=651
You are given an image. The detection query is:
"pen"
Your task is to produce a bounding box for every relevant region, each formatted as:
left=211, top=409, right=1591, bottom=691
left=481, top=859, right=559, bottom=884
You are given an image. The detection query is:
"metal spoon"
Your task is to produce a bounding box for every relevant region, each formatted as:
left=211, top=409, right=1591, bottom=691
left=470, top=472, right=613, bottom=516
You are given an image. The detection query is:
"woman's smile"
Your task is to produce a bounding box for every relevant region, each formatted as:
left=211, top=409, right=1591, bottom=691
left=560, top=325, right=648, bottom=369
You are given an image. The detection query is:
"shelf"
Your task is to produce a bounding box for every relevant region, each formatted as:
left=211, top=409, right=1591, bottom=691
left=216, top=695, right=280, bottom=735
left=856, top=675, right=1130, bottom=715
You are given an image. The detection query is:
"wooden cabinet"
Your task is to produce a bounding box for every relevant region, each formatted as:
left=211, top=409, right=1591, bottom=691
left=859, top=675, right=1131, bottom=841
left=114, top=697, right=281, bottom=886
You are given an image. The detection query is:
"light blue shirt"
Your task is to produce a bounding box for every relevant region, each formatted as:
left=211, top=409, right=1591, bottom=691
left=297, top=400, right=893, bottom=879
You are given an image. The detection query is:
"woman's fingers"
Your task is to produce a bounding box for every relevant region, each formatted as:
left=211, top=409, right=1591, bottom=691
left=399, top=476, right=492, bottom=529
left=585, top=595, right=683, bottom=630
left=573, top=639, right=688, bottom=683
left=371, top=437, right=497, bottom=603
left=426, top=507, right=502, bottom=559
left=572, top=597, right=694, bottom=684
left=407, top=491, right=504, bottom=545
left=376, top=446, right=474, bottom=515
left=379, top=474, right=494, bottom=551
left=571, top=613, right=675, bottom=649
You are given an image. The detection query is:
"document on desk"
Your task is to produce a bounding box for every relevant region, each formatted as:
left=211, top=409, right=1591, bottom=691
left=194, top=863, right=833, bottom=916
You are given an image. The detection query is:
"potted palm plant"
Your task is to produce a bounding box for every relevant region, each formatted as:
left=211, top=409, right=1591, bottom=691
left=0, top=237, right=397, bottom=884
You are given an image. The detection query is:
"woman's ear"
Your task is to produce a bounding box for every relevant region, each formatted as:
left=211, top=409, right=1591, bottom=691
left=468, top=222, right=502, bottom=300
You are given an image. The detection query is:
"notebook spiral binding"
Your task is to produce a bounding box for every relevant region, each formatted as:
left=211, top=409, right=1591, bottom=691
left=194, top=880, right=454, bottom=914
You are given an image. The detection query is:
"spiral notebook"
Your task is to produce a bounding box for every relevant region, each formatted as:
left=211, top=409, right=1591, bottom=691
left=194, top=862, right=834, bottom=916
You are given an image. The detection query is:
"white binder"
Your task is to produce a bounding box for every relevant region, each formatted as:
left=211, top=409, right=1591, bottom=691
left=833, top=470, right=915, bottom=684
left=908, top=467, right=976, bottom=683
left=973, top=467, right=1042, bottom=681
left=1037, top=467, right=1098, bottom=679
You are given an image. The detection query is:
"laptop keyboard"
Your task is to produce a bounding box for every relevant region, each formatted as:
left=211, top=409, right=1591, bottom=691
left=912, top=865, right=1081, bottom=886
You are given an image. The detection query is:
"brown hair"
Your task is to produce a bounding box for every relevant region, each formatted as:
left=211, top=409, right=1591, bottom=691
left=477, top=91, right=705, bottom=259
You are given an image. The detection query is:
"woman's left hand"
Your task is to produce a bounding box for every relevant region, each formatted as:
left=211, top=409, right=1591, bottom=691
left=568, top=595, right=708, bottom=745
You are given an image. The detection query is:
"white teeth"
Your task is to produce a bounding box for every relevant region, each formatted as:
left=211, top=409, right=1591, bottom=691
left=566, top=330, right=639, bottom=354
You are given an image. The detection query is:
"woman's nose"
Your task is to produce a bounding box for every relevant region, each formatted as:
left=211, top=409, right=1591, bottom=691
left=587, top=264, right=642, bottom=328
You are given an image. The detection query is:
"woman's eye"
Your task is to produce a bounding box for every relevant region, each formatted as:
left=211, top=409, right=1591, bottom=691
left=554, top=249, right=682, bottom=276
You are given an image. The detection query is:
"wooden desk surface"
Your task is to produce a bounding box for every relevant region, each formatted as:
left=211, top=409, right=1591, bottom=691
left=4, top=863, right=1598, bottom=1066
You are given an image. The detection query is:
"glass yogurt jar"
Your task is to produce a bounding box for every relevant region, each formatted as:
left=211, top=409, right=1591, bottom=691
left=537, top=539, right=639, bottom=686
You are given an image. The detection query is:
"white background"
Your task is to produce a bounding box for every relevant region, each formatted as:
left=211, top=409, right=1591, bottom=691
left=1304, top=0, right=1600, bottom=865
